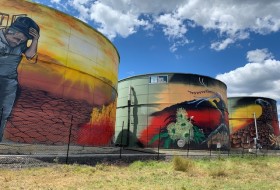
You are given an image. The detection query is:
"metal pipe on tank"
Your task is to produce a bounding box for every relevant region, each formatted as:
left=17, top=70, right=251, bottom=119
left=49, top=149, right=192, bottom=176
left=253, top=112, right=258, bottom=140
left=126, top=85, right=132, bottom=146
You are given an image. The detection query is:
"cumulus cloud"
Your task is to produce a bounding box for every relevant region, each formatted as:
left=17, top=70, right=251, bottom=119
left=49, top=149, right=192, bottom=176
left=155, top=13, right=190, bottom=52
left=156, top=13, right=187, bottom=39
left=176, top=1, right=280, bottom=50
left=216, top=49, right=280, bottom=120
left=216, top=49, right=280, bottom=97
left=69, top=0, right=91, bottom=21
left=89, top=1, right=149, bottom=39
left=37, top=0, right=280, bottom=51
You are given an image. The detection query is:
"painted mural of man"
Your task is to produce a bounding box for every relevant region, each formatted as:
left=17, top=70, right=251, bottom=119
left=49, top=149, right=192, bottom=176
left=0, top=16, right=40, bottom=142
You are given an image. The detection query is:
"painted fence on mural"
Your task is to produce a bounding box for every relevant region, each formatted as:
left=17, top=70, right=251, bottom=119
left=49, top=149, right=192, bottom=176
left=0, top=0, right=119, bottom=146
left=228, top=97, right=280, bottom=149
left=115, top=73, right=229, bottom=149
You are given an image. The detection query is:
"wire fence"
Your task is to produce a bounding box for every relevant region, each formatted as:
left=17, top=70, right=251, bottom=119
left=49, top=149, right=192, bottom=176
left=1, top=132, right=280, bottom=166
left=1, top=110, right=280, bottom=166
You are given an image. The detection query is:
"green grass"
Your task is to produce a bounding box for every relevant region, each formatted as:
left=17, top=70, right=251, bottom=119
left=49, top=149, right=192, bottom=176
left=0, top=156, right=280, bottom=189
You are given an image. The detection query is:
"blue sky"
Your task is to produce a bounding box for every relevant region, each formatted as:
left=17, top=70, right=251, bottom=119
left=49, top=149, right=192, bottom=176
left=33, top=0, right=280, bottom=120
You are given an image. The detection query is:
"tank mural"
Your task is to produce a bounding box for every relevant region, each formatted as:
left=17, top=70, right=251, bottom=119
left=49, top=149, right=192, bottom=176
left=115, top=73, right=229, bottom=149
left=228, top=97, right=280, bottom=149
left=0, top=0, right=119, bottom=146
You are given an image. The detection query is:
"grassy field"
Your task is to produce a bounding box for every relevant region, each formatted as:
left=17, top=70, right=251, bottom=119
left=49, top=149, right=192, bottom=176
left=0, top=156, right=280, bottom=190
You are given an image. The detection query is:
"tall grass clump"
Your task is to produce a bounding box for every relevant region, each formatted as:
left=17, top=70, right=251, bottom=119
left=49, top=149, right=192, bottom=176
left=173, top=156, right=194, bottom=172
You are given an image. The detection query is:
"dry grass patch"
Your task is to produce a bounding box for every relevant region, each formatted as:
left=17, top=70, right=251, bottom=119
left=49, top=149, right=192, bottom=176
left=0, top=156, right=280, bottom=189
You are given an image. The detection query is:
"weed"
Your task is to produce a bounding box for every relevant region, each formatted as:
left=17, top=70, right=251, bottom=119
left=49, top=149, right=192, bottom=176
left=95, top=163, right=108, bottom=171
left=129, top=160, right=146, bottom=169
left=173, top=156, right=194, bottom=172
left=209, top=167, right=228, bottom=178
left=129, top=160, right=162, bottom=170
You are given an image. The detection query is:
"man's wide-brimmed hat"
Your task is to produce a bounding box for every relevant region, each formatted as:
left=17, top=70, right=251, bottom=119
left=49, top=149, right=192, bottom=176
left=10, top=17, right=40, bottom=39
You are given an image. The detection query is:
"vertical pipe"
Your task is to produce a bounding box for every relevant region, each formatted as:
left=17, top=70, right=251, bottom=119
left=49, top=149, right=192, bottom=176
left=253, top=112, right=259, bottom=156
left=126, top=86, right=132, bottom=146
left=253, top=112, right=258, bottom=140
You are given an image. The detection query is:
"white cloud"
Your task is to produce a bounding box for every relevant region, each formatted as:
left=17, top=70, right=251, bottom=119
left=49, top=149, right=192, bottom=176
left=51, top=0, right=61, bottom=3
left=38, top=0, right=280, bottom=51
left=246, top=48, right=274, bottom=63
left=70, top=0, right=91, bottom=21
left=210, top=38, right=234, bottom=51
left=89, top=1, right=148, bottom=39
left=210, top=31, right=250, bottom=51
left=156, top=13, right=187, bottom=39
left=216, top=49, right=280, bottom=122
left=169, top=38, right=190, bottom=53
left=254, top=15, right=280, bottom=34
left=216, top=59, right=280, bottom=98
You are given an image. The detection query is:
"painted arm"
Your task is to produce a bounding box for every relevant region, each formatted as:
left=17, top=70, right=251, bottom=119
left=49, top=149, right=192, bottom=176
left=24, top=27, right=39, bottom=59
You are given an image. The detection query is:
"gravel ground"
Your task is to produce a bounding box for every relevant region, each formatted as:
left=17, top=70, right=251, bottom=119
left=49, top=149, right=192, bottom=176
left=0, top=148, right=162, bottom=168
left=1, top=148, right=279, bottom=168
left=0, top=156, right=54, bottom=168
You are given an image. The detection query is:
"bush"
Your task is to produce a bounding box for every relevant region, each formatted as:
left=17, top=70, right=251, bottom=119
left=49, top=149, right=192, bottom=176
left=173, top=156, right=194, bottom=172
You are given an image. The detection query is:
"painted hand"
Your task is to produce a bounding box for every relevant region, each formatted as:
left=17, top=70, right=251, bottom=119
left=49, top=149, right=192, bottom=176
left=29, top=27, right=40, bottom=40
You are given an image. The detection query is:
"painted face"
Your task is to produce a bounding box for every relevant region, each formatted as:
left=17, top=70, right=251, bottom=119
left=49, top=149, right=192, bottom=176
left=6, top=31, right=28, bottom=47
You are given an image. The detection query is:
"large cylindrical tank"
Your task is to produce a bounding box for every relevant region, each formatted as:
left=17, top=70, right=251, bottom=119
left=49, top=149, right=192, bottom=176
left=228, top=97, right=279, bottom=149
left=115, top=73, right=229, bottom=149
left=0, top=0, right=119, bottom=146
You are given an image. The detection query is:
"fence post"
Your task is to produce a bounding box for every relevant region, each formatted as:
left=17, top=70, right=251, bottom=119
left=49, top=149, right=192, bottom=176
left=209, top=137, right=212, bottom=157
left=0, top=107, right=3, bottom=131
left=228, top=129, right=231, bottom=157
left=242, top=144, right=244, bottom=157
left=0, top=107, right=4, bottom=143
left=66, top=115, right=73, bottom=164
left=157, top=126, right=161, bottom=160
left=187, top=128, right=190, bottom=157
left=0, top=107, right=3, bottom=118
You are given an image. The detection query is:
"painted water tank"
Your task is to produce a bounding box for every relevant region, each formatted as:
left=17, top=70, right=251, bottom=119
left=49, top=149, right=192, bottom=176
left=0, top=0, right=119, bottom=146
left=228, top=97, right=279, bottom=149
left=115, top=73, right=229, bottom=149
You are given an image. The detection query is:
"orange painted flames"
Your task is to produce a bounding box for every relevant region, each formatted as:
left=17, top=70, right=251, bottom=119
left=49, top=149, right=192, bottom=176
left=77, top=102, right=116, bottom=146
